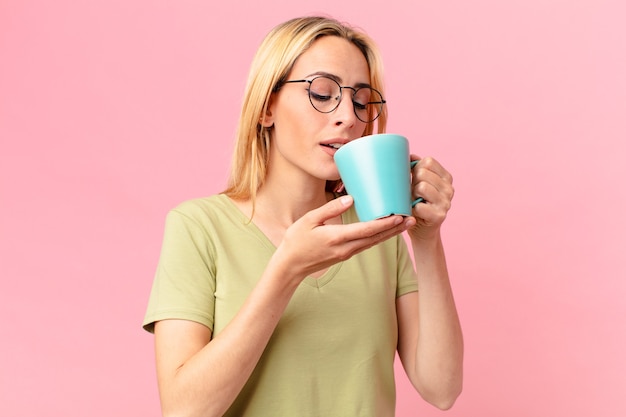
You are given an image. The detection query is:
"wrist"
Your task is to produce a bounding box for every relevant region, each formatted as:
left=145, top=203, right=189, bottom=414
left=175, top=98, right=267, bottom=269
left=407, top=226, right=442, bottom=247
left=267, top=247, right=307, bottom=288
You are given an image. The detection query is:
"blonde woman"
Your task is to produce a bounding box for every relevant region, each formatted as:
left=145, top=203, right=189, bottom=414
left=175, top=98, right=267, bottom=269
left=143, top=16, right=463, bottom=417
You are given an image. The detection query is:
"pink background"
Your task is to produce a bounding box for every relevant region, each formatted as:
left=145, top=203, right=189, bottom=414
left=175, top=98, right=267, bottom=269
left=1, top=0, right=625, bottom=415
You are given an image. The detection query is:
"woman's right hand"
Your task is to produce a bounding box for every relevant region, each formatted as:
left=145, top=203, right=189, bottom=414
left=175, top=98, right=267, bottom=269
left=273, top=195, right=416, bottom=280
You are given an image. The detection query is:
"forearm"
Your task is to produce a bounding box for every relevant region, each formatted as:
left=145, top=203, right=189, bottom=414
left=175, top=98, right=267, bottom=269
left=159, top=255, right=302, bottom=417
left=410, top=234, right=463, bottom=408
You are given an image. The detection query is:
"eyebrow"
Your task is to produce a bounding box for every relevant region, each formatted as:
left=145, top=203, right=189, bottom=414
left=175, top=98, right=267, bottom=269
left=303, top=71, right=372, bottom=89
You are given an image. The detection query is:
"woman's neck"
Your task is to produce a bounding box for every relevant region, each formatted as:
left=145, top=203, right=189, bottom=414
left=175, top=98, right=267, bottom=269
left=253, top=175, right=331, bottom=228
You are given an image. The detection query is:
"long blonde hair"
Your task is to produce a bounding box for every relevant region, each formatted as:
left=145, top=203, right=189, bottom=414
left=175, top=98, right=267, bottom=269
left=223, top=16, right=388, bottom=202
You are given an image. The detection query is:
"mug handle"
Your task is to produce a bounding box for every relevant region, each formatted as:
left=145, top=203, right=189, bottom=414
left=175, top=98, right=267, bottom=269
left=410, top=160, right=425, bottom=207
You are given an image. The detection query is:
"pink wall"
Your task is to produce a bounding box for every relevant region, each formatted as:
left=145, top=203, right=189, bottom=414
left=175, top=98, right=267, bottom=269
left=1, top=1, right=624, bottom=415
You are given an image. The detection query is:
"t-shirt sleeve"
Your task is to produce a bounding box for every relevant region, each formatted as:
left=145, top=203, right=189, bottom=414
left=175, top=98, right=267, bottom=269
left=396, top=235, right=419, bottom=297
left=142, top=208, right=217, bottom=333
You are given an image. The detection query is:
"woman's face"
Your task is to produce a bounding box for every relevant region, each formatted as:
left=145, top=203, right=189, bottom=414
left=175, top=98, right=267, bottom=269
left=264, top=35, right=371, bottom=185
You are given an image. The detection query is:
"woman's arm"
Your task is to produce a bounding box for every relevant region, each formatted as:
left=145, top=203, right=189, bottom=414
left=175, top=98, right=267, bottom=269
left=154, top=196, right=414, bottom=417
left=396, top=156, right=463, bottom=410
left=154, top=254, right=301, bottom=417
left=396, top=234, right=463, bottom=409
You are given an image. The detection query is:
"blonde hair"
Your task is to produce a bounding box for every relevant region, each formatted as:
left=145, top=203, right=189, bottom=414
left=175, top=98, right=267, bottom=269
left=223, top=16, right=388, bottom=202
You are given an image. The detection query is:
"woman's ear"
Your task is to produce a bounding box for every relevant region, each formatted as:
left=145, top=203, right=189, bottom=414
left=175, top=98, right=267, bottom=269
left=260, top=98, right=275, bottom=127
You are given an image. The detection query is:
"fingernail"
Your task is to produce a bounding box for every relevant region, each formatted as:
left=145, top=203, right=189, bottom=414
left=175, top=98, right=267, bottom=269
left=394, top=216, right=403, bottom=225
left=339, top=195, right=353, bottom=206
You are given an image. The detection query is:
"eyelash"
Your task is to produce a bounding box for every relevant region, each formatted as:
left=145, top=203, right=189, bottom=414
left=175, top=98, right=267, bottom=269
left=310, top=91, right=332, bottom=102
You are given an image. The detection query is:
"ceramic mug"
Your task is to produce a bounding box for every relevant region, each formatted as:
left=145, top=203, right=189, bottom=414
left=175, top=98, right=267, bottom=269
left=334, top=133, right=423, bottom=222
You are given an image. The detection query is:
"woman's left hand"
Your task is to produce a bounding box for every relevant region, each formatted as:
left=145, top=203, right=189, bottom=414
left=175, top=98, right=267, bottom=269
left=409, top=155, right=455, bottom=241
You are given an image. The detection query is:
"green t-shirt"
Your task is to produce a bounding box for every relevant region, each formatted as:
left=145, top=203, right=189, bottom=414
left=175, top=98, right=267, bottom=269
left=143, top=194, right=418, bottom=417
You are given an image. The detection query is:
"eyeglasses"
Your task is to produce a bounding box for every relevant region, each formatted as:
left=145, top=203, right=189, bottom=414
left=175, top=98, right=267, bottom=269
left=280, top=76, right=386, bottom=123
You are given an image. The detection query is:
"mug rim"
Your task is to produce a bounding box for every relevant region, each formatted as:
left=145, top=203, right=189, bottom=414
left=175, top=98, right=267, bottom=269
left=334, top=133, right=408, bottom=157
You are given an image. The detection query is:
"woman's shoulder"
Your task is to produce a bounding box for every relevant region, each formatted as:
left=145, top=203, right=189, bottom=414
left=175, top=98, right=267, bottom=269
left=173, top=194, right=228, bottom=211
left=168, top=194, right=240, bottom=224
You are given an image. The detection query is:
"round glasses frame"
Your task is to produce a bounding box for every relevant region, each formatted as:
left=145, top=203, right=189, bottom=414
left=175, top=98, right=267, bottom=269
left=280, top=76, right=386, bottom=123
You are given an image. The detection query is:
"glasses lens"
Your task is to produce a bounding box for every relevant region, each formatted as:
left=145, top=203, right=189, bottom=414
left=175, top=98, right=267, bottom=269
left=308, top=77, right=340, bottom=113
left=353, top=87, right=383, bottom=123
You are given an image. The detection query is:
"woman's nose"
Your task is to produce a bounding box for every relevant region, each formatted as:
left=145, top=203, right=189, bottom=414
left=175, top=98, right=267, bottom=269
left=333, top=92, right=357, bottom=126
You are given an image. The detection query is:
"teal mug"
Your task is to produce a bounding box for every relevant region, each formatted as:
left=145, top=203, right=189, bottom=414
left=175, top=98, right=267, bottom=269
left=334, top=133, right=423, bottom=222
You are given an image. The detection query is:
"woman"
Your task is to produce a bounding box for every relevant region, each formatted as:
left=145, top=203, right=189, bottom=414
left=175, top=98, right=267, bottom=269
left=143, top=16, right=463, bottom=417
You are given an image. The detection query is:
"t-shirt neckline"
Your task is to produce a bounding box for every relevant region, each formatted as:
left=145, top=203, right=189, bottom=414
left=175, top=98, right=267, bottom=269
left=219, top=194, right=346, bottom=287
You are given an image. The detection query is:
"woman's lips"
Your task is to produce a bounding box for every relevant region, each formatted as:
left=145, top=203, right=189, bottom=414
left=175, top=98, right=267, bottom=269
left=321, top=143, right=343, bottom=150
left=320, top=143, right=339, bottom=156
